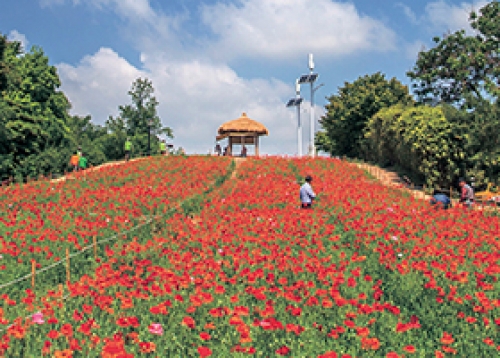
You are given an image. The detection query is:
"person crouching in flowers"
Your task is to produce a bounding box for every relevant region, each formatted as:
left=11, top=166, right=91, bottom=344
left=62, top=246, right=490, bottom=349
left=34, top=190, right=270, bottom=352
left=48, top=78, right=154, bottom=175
left=430, top=190, right=451, bottom=209
left=300, top=175, right=316, bottom=209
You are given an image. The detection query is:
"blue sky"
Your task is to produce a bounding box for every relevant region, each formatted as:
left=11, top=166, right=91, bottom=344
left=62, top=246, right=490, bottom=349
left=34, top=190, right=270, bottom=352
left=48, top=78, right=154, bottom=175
left=1, top=0, right=489, bottom=155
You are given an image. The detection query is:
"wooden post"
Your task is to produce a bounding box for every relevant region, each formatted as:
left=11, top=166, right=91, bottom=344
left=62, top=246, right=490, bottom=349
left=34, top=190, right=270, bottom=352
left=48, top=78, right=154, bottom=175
left=66, top=248, right=70, bottom=283
left=58, top=284, right=63, bottom=308
left=93, top=235, right=98, bottom=261
left=255, top=135, right=260, bottom=157
left=31, top=261, right=36, bottom=289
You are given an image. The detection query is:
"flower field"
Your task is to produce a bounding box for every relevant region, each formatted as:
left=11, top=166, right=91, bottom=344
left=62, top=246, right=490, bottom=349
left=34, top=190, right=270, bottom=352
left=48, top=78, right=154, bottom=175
left=1, top=156, right=500, bottom=357
left=0, top=156, right=231, bottom=318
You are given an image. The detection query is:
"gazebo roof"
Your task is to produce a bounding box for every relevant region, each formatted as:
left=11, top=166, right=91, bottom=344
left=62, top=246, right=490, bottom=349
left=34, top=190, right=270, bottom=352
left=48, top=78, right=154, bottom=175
left=217, top=113, right=269, bottom=137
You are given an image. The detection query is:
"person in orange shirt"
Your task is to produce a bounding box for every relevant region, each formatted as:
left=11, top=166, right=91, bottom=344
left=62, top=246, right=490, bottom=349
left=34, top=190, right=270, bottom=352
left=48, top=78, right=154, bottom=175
left=69, top=151, right=80, bottom=172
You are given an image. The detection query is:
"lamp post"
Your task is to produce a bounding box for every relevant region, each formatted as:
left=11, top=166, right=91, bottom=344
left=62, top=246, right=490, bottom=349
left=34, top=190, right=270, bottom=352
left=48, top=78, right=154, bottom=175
left=147, top=119, right=153, bottom=156
left=286, top=80, right=304, bottom=157
left=298, top=54, right=324, bottom=157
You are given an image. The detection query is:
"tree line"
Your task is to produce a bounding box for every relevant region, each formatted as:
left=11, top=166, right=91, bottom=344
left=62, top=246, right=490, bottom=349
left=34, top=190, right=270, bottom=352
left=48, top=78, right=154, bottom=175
left=317, top=1, right=499, bottom=189
left=0, top=35, right=173, bottom=182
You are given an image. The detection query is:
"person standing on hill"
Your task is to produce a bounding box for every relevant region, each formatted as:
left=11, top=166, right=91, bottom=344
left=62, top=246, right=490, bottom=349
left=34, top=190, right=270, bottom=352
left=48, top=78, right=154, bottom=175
left=124, top=138, right=132, bottom=161
left=459, top=178, right=474, bottom=208
left=160, top=140, right=167, bottom=155
left=78, top=153, right=88, bottom=171
left=69, top=151, right=80, bottom=172
left=300, top=175, right=316, bottom=209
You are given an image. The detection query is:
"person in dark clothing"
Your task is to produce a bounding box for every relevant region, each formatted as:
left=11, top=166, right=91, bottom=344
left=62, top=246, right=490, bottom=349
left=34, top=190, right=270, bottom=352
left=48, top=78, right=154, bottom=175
left=459, top=177, right=474, bottom=208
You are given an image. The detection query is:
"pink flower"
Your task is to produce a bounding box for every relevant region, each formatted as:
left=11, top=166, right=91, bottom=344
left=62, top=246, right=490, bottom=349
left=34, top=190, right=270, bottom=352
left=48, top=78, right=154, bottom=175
left=32, top=312, right=44, bottom=325
left=149, top=323, right=163, bottom=335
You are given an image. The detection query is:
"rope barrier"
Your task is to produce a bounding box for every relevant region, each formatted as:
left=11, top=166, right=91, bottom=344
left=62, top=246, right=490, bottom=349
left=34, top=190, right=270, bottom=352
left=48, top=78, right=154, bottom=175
left=0, top=158, right=236, bottom=333
left=0, top=215, right=158, bottom=291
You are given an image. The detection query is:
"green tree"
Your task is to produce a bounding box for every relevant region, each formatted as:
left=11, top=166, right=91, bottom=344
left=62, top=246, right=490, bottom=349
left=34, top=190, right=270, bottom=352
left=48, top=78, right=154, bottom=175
left=316, top=72, right=413, bottom=158
left=407, top=1, right=499, bottom=107
left=67, top=115, right=108, bottom=166
left=364, top=104, right=466, bottom=187
left=0, top=35, right=72, bottom=179
left=114, top=77, right=173, bottom=156
left=100, top=115, right=128, bottom=161
left=458, top=100, right=500, bottom=185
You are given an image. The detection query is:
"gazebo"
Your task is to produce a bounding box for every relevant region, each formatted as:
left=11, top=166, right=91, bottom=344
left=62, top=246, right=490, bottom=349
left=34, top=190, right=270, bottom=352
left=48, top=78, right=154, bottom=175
left=216, top=113, right=269, bottom=156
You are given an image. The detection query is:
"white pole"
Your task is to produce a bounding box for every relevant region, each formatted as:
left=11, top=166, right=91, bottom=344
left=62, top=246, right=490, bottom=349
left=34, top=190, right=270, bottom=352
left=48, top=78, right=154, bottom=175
left=295, top=79, right=302, bottom=157
left=297, top=104, right=302, bottom=157
left=309, top=54, right=315, bottom=158
left=310, top=82, right=315, bottom=157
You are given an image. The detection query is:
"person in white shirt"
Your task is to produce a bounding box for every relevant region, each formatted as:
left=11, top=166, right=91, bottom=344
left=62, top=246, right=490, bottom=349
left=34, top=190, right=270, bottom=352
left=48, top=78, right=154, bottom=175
left=299, top=175, right=316, bottom=209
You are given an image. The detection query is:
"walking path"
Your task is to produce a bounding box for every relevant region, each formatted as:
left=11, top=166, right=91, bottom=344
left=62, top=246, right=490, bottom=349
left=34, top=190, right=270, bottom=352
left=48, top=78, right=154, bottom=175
left=51, top=157, right=144, bottom=183
left=355, top=161, right=499, bottom=211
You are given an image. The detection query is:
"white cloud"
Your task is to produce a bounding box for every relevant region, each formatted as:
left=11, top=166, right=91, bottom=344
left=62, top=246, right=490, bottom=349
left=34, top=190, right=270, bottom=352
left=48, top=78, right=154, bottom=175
left=47, top=0, right=390, bottom=154
left=425, top=0, right=488, bottom=34
left=7, top=30, right=29, bottom=51
left=399, top=1, right=489, bottom=35
left=57, top=48, right=144, bottom=122
left=56, top=48, right=322, bottom=155
left=395, top=3, right=419, bottom=25
left=201, top=0, right=397, bottom=61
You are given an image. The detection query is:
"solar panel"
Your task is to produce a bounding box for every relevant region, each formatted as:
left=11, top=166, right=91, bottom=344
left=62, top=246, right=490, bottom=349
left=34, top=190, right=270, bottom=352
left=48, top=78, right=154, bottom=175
left=298, top=73, right=318, bottom=84
left=298, top=75, right=309, bottom=84
left=286, top=98, right=303, bottom=107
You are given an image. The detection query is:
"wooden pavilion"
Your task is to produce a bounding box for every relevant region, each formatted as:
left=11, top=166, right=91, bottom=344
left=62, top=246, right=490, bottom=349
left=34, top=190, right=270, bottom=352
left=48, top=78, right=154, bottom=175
left=216, top=113, right=269, bottom=156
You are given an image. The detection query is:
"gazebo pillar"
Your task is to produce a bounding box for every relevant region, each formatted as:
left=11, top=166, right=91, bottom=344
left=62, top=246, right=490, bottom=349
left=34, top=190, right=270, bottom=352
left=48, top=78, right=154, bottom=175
left=255, top=134, right=260, bottom=157
left=229, top=136, right=233, bottom=156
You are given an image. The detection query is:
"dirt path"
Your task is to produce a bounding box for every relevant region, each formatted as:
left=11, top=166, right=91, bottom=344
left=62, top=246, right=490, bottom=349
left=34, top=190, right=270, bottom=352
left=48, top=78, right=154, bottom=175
left=231, top=157, right=246, bottom=180
left=51, top=157, right=144, bottom=183
left=355, top=161, right=499, bottom=211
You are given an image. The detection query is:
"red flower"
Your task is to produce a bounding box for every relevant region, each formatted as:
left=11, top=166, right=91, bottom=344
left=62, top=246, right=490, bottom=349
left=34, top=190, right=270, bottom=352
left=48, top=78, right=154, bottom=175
left=200, top=332, right=211, bottom=341
left=198, top=346, right=212, bottom=357
left=403, top=345, right=416, bottom=353
left=182, top=316, right=196, bottom=329
left=276, top=346, right=290, bottom=355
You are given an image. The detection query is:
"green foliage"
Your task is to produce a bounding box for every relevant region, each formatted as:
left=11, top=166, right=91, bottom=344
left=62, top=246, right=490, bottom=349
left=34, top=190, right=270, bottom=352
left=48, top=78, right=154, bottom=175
left=458, top=100, right=500, bottom=186
left=108, top=77, right=173, bottom=158
left=0, top=35, right=73, bottom=179
left=317, top=73, right=413, bottom=158
left=0, top=33, right=175, bottom=178
left=364, top=105, right=466, bottom=187
left=407, top=1, right=499, bottom=107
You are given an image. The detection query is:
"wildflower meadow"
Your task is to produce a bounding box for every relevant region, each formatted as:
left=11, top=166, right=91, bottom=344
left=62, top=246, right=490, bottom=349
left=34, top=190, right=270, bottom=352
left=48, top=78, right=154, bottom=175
left=1, top=156, right=499, bottom=357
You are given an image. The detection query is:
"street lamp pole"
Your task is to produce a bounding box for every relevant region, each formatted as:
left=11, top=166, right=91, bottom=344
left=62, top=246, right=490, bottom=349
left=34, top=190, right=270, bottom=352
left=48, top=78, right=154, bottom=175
left=286, top=80, right=304, bottom=157
left=298, top=54, right=322, bottom=158
left=296, top=80, right=303, bottom=157
left=147, top=119, right=153, bottom=156
left=309, top=54, right=315, bottom=157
